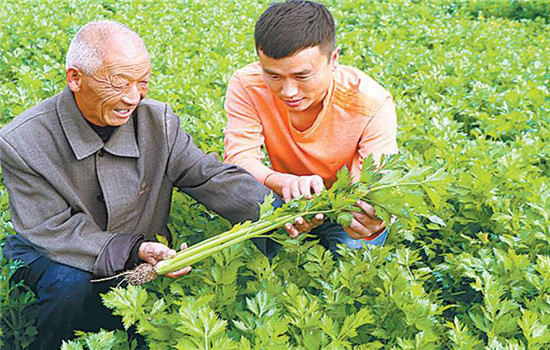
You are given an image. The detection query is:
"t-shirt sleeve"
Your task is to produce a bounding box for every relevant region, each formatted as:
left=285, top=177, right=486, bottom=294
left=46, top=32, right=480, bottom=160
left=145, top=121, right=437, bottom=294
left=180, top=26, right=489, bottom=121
left=223, top=73, right=276, bottom=184
left=351, top=95, right=399, bottom=180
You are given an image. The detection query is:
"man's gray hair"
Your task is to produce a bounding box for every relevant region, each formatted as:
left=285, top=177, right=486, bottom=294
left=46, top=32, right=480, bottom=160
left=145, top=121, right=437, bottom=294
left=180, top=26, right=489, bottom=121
left=66, top=20, right=147, bottom=75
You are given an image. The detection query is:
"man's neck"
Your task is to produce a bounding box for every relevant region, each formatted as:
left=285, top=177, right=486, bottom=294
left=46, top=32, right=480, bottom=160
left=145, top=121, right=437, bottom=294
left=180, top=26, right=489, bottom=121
left=289, top=99, right=325, bottom=132
left=86, top=119, right=117, bottom=143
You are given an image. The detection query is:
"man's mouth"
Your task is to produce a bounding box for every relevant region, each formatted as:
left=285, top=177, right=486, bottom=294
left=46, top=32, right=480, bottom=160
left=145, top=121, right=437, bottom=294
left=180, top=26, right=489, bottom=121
left=113, top=108, right=133, bottom=118
left=284, top=98, right=304, bottom=107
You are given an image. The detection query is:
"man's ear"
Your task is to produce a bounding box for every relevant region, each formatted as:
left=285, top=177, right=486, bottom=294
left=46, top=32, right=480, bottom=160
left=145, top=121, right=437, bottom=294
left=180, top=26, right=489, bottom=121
left=331, top=47, right=340, bottom=70
left=66, top=68, right=82, bottom=92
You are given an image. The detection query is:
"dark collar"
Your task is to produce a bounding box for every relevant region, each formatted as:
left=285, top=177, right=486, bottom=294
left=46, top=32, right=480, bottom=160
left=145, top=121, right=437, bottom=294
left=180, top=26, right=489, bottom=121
left=57, top=86, right=140, bottom=160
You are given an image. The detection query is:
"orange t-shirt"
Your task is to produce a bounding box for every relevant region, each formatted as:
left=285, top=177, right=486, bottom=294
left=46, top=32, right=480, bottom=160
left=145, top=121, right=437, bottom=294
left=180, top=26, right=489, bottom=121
left=223, top=62, right=398, bottom=187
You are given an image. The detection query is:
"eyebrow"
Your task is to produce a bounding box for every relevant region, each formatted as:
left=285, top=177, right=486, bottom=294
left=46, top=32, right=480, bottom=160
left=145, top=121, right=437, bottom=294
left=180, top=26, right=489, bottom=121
left=262, top=68, right=313, bottom=76
left=116, top=69, right=151, bottom=81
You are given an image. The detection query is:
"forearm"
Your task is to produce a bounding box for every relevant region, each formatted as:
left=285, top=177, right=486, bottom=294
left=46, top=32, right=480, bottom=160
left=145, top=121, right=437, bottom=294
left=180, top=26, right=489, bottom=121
left=224, top=153, right=277, bottom=185
left=169, top=125, right=275, bottom=224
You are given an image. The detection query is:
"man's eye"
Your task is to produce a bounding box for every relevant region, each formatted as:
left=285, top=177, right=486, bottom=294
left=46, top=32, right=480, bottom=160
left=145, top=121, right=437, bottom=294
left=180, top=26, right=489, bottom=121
left=295, top=76, right=310, bottom=81
left=112, top=83, right=128, bottom=89
left=267, top=75, right=280, bottom=80
left=110, top=76, right=130, bottom=89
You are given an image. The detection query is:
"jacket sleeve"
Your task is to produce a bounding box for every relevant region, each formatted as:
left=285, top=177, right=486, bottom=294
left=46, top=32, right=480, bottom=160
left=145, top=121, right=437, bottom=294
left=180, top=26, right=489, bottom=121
left=165, top=106, right=275, bottom=225
left=164, top=107, right=282, bottom=257
left=222, top=73, right=276, bottom=185
left=0, top=135, right=140, bottom=276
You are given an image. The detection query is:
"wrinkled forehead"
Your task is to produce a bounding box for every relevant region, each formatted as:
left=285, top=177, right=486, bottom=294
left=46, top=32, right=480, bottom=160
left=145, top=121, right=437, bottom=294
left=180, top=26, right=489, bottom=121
left=98, top=40, right=151, bottom=74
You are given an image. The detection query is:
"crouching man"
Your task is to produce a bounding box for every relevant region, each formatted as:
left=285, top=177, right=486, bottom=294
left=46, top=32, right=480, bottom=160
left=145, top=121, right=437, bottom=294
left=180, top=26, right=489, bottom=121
left=224, top=1, right=399, bottom=251
left=1, top=20, right=284, bottom=349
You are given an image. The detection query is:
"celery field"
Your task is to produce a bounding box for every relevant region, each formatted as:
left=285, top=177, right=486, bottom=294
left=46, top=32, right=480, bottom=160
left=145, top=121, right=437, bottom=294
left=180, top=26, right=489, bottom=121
left=1, top=0, right=549, bottom=349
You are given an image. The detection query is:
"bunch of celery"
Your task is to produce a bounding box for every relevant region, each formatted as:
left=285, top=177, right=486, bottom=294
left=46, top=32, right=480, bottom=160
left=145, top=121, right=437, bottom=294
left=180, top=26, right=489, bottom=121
left=125, top=155, right=448, bottom=285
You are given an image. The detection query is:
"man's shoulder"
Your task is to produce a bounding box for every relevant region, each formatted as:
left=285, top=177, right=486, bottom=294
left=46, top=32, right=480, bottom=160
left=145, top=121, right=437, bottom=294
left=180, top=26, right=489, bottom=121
left=137, top=98, right=168, bottom=115
left=136, top=98, right=181, bottom=135
left=332, top=65, right=392, bottom=116
left=231, top=62, right=265, bottom=89
left=0, top=94, right=59, bottom=140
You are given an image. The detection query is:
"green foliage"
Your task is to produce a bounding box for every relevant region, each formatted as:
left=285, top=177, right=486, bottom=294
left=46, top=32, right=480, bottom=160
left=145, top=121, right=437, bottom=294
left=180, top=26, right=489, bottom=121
left=0, top=0, right=548, bottom=349
left=155, top=154, right=447, bottom=275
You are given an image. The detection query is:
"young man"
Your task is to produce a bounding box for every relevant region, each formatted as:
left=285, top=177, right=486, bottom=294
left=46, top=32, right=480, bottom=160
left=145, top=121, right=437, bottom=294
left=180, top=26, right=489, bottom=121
left=224, top=0, right=398, bottom=250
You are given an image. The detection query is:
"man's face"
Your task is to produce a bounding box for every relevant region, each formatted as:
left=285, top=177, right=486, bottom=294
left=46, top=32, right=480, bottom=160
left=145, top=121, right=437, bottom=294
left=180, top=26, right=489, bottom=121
left=258, top=46, right=337, bottom=114
left=69, top=42, right=151, bottom=127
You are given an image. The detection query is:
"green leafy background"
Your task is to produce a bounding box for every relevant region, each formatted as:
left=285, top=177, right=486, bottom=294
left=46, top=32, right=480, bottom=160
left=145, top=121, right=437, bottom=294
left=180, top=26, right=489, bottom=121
left=0, top=0, right=548, bottom=349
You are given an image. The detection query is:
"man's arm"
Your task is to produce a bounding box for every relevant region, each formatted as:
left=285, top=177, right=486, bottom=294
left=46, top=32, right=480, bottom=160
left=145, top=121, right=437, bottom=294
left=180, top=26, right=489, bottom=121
left=223, top=73, right=277, bottom=185
left=345, top=95, right=399, bottom=239
left=166, top=111, right=275, bottom=224
left=351, top=95, right=399, bottom=179
left=224, top=74, right=325, bottom=202
left=162, top=106, right=285, bottom=257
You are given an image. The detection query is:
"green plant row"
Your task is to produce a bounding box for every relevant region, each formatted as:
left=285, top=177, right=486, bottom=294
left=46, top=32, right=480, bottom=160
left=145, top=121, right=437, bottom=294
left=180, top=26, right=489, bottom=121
left=1, top=0, right=548, bottom=349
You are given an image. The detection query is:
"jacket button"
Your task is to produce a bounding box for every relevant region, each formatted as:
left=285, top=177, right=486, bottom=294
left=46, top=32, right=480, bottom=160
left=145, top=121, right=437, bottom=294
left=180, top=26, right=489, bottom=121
left=98, top=150, right=104, bottom=157
left=97, top=193, right=104, bottom=202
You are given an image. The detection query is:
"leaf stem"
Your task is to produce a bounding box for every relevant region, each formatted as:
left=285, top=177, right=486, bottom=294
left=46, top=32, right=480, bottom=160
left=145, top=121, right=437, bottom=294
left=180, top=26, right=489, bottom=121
left=155, top=211, right=332, bottom=275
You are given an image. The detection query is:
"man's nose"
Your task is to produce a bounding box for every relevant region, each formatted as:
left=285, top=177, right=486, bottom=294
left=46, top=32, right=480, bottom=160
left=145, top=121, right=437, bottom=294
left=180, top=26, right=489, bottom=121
left=122, top=84, right=141, bottom=105
left=281, top=80, right=299, bottom=99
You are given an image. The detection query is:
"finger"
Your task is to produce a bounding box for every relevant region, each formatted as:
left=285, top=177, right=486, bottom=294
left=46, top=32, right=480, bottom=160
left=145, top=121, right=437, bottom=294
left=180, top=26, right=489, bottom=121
left=290, top=180, right=301, bottom=199
left=282, top=186, right=292, bottom=202
left=141, top=243, right=165, bottom=264
left=352, top=211, right=385, bottom=232
left=311, top=213, right=325, bottom=228
left=311, top=176, right=324, bottom=194
left=164, top=248, right=177, bottom=259
left=347, top=218, right=371, bottom=237
left=343, top=225, right=362, bottom=240
left=295, top=217, right=309, bottom=229
left=295, top=217, right=311, bottom=233
left=165, top=266, right=192, bottom=278
left=285, top=223, right=300, bottom=238
left=149, top=244, right=165, bottom=258
left=351, top=210, right=371, bottom=224
left=180, top=242, right=188, bottom=251
left=356, top=200, right=376, bottom=218
left=298, top=178, right=312, bottom=198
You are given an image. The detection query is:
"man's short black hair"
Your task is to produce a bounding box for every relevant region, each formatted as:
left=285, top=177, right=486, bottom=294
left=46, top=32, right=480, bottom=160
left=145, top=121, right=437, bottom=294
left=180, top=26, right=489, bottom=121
left=254, top=0, right=335, bottom=59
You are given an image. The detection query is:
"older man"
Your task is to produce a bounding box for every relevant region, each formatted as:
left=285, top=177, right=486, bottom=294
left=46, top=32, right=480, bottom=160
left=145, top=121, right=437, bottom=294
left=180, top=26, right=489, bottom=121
left=224, top=0, right=398, bottom=250
left=0, top=20, right=281, bottom=349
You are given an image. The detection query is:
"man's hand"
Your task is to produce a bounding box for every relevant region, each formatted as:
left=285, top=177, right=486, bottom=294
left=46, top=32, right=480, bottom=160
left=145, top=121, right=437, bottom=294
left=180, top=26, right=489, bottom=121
left=265, top=172, right=325, bottom=202
left=285, top=213, right=325, bottom=238
left=265, top=173, right=326, bottom=238
left=279, top=174, right=325, bottom=238
left=343, top=200, right=386, bottom=240
left=281, top=174, right=325, bottom=202
left=138, top=242, right=192, bottom=278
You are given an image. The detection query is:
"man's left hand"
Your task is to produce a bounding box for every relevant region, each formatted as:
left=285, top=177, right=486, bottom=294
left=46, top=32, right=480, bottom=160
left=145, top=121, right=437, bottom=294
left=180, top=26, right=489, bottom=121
left=284, top=213, right=325, bottom=238
left=343, top=200, right=385, bottom=240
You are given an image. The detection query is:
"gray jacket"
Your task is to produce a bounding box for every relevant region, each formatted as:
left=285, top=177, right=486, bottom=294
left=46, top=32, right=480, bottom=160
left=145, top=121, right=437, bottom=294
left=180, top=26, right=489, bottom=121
left=0, top=87, right=275, bottom=276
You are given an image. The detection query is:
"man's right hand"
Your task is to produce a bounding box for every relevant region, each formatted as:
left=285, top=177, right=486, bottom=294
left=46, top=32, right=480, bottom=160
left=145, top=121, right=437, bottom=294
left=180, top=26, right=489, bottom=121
left=265, top=172, right=326, bottom=237
left=281, top=174, right=325, bottom=203
left=138, top=242, right=192, bottom=278
left=266, top=173, right=325, bottom=202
